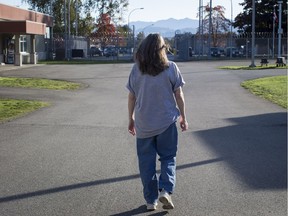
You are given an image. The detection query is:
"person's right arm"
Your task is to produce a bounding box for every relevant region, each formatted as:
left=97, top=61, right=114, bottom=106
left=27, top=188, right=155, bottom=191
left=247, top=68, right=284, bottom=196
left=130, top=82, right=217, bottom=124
left=174, top=87, right=188, bottom=131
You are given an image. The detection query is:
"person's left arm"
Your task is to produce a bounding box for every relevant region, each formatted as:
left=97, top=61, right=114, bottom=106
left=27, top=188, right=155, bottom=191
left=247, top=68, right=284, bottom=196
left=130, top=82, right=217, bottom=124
left=128, top=92, right=136, bottom=136
left=174, top=87, right=188, bottom=131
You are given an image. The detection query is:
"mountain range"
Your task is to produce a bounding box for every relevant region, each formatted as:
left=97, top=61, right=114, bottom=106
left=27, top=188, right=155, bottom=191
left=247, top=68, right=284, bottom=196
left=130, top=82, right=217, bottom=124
left=130, top=18, right=199, bottom=38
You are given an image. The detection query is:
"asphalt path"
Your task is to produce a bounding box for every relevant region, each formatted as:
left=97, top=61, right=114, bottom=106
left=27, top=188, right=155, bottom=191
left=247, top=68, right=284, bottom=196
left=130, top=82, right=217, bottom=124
left=0, top=61, right=287, bottom=216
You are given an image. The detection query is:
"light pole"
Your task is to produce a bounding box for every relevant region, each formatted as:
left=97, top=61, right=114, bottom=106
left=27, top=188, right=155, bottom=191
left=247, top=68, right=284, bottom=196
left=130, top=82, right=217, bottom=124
left=50, top=0, right=54, bottom=60
left=128, top=7, right=144, bottom=55
left=198, top=0, right=203, bottom=57
left=64, top=0, right=67, bottom=59
left=272, top=4, right=276, bottom=59
left=229, top=0, right=233, bottom=58
left=277, top=1, right=283, bottom=58
left=64, top=0, right=71, bottom=60
left=128, top=7, right=144, bottom=30
left=113, top=17, right=121, bottom=61
left=249, top=0, right=256, bottom=67
left=142, top=24, right=154, bottom=37
left=68, top=0, right=71, bottom=60
left=75, top=0, right=78, bottom=36
left=208, top=0, right=212, bottom=58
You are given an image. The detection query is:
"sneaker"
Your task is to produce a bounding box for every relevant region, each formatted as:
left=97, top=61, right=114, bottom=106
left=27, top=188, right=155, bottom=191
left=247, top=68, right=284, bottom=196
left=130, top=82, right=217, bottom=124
left=159, top=190, right=174, bottom=209
left=146, top=202, right=157, bottom=211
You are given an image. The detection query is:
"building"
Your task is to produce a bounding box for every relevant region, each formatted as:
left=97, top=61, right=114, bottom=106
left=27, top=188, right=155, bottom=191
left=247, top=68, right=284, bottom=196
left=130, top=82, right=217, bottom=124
left=0, top=3, right=52, bottom=66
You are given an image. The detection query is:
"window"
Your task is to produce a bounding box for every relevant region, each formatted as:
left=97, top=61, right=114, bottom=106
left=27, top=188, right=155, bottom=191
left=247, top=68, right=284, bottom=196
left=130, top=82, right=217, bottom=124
left=20, top=35, right=27, bottom=52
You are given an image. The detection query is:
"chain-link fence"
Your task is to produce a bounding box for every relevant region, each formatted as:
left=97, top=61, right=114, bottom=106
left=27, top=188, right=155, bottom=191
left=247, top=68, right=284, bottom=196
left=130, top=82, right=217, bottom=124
left=48, top=33, right=133, bottom=60
left=42, top=32, right=287, bottom=62
left=174, top=32, right=287, bottom=61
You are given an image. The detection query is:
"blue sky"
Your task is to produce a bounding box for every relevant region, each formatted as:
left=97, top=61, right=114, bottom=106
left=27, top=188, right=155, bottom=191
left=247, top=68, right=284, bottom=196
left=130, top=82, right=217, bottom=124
left=127, top=0, right=244, bottom=22
left=1, top=0, right=244, bottom=22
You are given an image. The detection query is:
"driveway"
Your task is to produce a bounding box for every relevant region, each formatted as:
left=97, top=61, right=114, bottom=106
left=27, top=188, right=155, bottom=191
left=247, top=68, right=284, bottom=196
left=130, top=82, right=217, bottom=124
left=0, top=61, right=286, bottom=216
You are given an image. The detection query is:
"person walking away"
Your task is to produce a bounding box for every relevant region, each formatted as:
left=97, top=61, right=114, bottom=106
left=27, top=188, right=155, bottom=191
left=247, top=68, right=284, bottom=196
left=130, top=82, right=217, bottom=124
left=126, top=33, right=188, bottom=211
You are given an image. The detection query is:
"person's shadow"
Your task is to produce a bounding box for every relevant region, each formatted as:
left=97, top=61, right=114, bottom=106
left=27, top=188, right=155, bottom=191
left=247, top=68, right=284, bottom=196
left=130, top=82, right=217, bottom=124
left=110, top=205, right=169, bottom=216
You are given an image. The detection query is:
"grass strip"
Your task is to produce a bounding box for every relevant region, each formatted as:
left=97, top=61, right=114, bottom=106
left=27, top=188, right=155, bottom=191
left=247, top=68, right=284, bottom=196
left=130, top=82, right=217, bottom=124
left=220, top=65, right=288, bottom=70
left=0, top=77, right=81, bottom=90
left=39, top=60, right=132, bottom=64
left=241, top=75, right=287, bottom=109
left=0, top=99, right=50, bottom=123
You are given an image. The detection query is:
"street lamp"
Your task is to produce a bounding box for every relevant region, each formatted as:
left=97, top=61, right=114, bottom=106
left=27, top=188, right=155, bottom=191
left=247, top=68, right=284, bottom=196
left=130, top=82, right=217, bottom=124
left=64, top=0, right=71, bottom=60
left=142, top=24, right=154, bottom=37
left=249, top=0, right=256, bottom=67
left=127, top=7, right=144, bottom=55
left=198, top=0, right=203, bottom=57
left=277, top=1, right=283, bottom=58
left=128, top=7, right=144, bottom=30
left=50, top=0, right=54, bottom=60
left=208, top=0, right=212, bottom=58
left=229, top=0, right=233, bottom=58
left=64, top=0, right=67, bottom=59
left=272, top=4, right=276, bottom=59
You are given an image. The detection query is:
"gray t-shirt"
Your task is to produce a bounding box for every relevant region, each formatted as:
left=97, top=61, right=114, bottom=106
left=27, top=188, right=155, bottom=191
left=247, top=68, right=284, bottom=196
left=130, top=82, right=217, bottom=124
left=126, top=61, right=185, bottom=138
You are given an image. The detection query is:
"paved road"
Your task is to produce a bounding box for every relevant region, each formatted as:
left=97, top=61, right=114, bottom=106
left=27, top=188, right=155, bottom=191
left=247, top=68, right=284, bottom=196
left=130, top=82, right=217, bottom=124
left=0, top=61, right=286, bottom=216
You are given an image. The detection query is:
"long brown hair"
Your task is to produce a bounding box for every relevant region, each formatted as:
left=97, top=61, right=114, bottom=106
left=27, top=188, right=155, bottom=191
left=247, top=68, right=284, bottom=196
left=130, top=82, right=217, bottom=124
left=135, top=33, right=169, bottom=76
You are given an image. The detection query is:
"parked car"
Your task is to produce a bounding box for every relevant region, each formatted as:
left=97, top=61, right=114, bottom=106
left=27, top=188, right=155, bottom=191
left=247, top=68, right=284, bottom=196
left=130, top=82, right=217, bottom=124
left=90, top=47, right=103, bottom=56
left=219, top=48, right=225, bottom=56
left=225, top=47, right=243, bottom=57
left=210, top=47, right=221, bottom=57
left=119, top=47, right=128, bottom=54
left=104, top=47, right=118, bottom=57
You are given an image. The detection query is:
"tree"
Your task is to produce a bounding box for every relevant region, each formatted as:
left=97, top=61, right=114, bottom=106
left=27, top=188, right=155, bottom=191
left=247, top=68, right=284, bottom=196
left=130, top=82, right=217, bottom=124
left=84, top=0, right=128, bottom=22
left=91, top=13, right=116, bottom=46
left=135, top=31, right=145, bottom=49
left=116, top=25, right=129, bottom=46
left=23, top=0, right=94, bottom=36
left=233, top=0, right=287, bottom=33
left=22, top=0, right=129, bottom=36
left=199, top=3, right=230, bottom=47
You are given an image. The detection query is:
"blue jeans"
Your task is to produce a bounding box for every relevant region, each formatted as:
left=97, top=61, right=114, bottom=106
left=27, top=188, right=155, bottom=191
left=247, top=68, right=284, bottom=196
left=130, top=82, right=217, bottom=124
left=136, top=123, right=178, bottom=204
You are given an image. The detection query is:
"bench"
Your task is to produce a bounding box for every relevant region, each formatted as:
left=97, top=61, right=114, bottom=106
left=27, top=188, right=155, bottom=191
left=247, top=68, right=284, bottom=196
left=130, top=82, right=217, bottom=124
left=276, top=57, right=286, bottom=67
left=260, top=58, right=269, bottom=66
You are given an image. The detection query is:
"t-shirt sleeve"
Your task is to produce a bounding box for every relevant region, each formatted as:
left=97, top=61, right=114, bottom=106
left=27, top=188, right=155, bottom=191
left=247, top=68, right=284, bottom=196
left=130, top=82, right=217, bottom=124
left=170, top=62, right=185, bottom=92
left=126, top=64, right=136, bottom=95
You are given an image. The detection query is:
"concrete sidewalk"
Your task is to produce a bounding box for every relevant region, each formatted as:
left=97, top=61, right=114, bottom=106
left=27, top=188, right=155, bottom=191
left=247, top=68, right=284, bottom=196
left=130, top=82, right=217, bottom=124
left=0, top=61, right=286, bottom=216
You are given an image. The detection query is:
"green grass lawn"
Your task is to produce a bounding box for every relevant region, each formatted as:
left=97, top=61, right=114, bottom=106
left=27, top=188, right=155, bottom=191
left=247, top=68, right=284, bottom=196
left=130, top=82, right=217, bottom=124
left=219, top=65, right=288, bottom=70
left=0, top=99, right=49, bottom=123
left=39, top=59, right=131, bottom=64
left=241, top=75, right=287, bottom=109
left=0, top=77, right=82, bottom=90
left=0, top=77, right=82, bottom=123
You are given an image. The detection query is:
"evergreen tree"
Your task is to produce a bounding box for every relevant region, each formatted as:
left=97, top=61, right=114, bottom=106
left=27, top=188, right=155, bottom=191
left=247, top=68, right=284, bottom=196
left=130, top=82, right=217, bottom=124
left=233, top=0, right=287, bottom=34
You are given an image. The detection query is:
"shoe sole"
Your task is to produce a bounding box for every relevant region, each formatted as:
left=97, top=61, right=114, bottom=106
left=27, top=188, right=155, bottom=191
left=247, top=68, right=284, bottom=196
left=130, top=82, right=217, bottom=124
left=146, top=204, right=157, bottom=211
left=159, top=196, right=174, bottom=209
